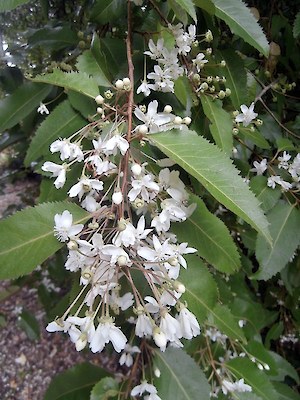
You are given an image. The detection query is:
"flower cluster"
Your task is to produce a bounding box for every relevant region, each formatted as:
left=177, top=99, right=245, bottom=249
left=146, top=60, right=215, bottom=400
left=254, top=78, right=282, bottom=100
left=43, top=79, right=200, bottom=358
left=250, top=151, right=300, bottom=192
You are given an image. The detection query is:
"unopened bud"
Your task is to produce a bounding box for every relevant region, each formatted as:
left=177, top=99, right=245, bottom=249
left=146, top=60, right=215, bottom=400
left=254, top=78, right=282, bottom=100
left=153, top=327, right=167, bottom=349
left=220, top=60, right=226, bottom=67
left=205, top=30, right=213, bottom=42
left=225, top=88, right=231, bottom=96
left=138, top=124, right=148, bottom=135
left=131, top=163, right=142, bottom=176
left=200, top=82, right=208, bottom=91
left=164, top=105, right=172, bottom=113
left=96, top=107, right=103, bottom=114
left=174, top=281, right=186, bottom=293
left=95, top=94, right=104, bottom=105
left=154, top=368, right=161, bottom=378
left=183, top=117, right=192, bottom=125
left=206, top=47, right=212, bottom=56
left=75, top=333, right=87, bottom=351
left=115, top=79, right=124, bottom=90
left=104, top=90, right=113, bottom=99
left=123, top=77, right=130, bottom=86
left=67, top=240, right=78, bottom=250
left=118, top=218, right=127, bottom=231
left=117, top=255, right=128, bottom=266
left=174, top=116, right=182, bottom=125
left=218, top=90, right=226, bottom=99
left=112, top=191, right=123, bottom=205
left=133, top=198, right=145, bottom=209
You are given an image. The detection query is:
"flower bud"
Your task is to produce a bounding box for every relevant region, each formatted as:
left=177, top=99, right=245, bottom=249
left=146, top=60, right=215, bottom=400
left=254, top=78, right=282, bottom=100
left=117, top=255, right=128, bottom=266
left=154, top=368, right=161, bottom=378
left=118, top=218, right=127, bottom=231
left=115, top=79, right=124, bottom=90
left=205, top=30, right=213, bottom=42
left=133, top=198, right=145, bottom=209
left=96, top=107, right=103, bottom=114
left=131, top=163, right=142, bottom=176
left=220, top=60, right=226, bottom=67
left=138, top=124, right=148, bottom=135
left=174, top=281, right=186, bottom=293
left=67, top=240, right=78, bottom=250
left=153, top=327, right=167, bottom=349
left=88, top=221, right=99, bottom=230
left=75, top=333, right=87, bottom=351
left=112, top=191, right=123, bottom=205
left=218, top=90, right=226, bottom=99
left=104, top=90, right=113, bottom=99
left=164, top=105, right=172, bottom=113
left=95, top=94, right=104, bottom=104
left=225, top=88, right=231, bottom=96
left=174, top=116, right=182, bottom=125
left=183, top=117, right=192, bottom=125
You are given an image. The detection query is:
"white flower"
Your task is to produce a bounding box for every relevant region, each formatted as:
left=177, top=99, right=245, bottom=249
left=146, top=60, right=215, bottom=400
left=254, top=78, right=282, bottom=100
left=113, top=216, right=152, bottom=247
left=134, top=100, right=172, bottom=133
left=144, top=39, right=165, bottom=60
left=160, top=311, right=182, bottom=342
left=112, top=190, right=123, bottom=205
left=54, top=210, right=84, bottom=242
left=235, top=103, right=258, bottom=127
left=193, top=53, right=208, bottom=71
left=176, top=307, right=200, bottom=339
left=222, top=378, right=252, bottom=395
left=137, top=80, right=151, bottom=96
left=37, top=102, right=49, bottom=115
left=250, top=158, right=267, bottom=175
left=90, top=317, right=127, bottom=353
left=135, top=313, right=153, bottom=337
left=41, top=161, right=67, bottom=189
left=50, top=139, right=84, bottom=161
left=131, top=381, right=158, bottom=397
left=119, top=344, right=140, bottom=367
left=147, top=65, right=174, bottom=93
left=46, top=319, right=70, bottom=332
left=103, top=135, right=129, bottom=156
left=278, top=151, right=291, bottom=169
left=68, top=177, right=104, bottom=200
left=128, top=174, right=159, bottom=202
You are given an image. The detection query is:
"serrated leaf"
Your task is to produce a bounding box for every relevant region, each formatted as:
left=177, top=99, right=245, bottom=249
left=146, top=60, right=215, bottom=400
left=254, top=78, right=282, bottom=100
left=174, top=76, right=193, bottom=108
left=173, top=0, right=196, bottom=21
left=0, top=82, right=51, bottom=131
left=154, top=348, right=210, bottom=400
left=173, top=195, right=240, bottom=273
left=180, top=255, right=218, bottom=323
left=90, top=377, right=119, bottom=400
left=44, top=363, right=108, bottom=400
left=31, top=69, right=99, bottom=98
left=217, top=49, right=247, bottom=109
left=151, top=129, right=271, bottom=243
left=0, top=202, right=90, bottom=279
left=68, top=91, right=97, bottom=119
left=0, top=0, right=30, bottom=11
left=90, top=0, right=126, bottom=25
left=212, top=0, right=269, bottom=57
left=76, top=50, right=111, bottom=87
left=168, top=0, right=188, bottom=26
left=272, top=382, right=300, bottom=400
left=254, top=202, right=300, bottom=280
left=293, top=12, right=300, bottom=38
left=25, top=100, right=86, bottom=166
left=226, top=358, right=279, bottom=400
left=209, top=303, right=247, bottom=343
left=193, top=0, right=215, bottom=15
left=250, top=176, right=281, bottom=213
left=201, top=97, right=233, bottom=154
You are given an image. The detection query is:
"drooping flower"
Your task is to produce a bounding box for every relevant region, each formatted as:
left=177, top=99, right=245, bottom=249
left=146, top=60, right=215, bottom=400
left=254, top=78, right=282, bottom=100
left=37, top=102, right=49, bottom=115
left=41, top=162, right=67, bottom=189
left=90, top=317, right=127, bottom=353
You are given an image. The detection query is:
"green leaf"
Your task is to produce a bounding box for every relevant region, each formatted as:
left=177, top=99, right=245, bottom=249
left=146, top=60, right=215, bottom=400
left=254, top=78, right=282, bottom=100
left=238, top=127, right=271, bottom=149
left=44, top=363, right=108, bottom=400
left=201, top=97, right=233, bottom=154
left=173, top=194, right=240, bottom=273
left=209, top=303, right=247, bottom=343
left=254, top=202, right=300, bottom=280
left=173, top=0, right=197, bottom=22
left=212, top=0, right=269, bottom=57
left=193, top=0, right=215, bottom=15
left=249, top=176, right=281, bottom=213
left=174, top=76, right=193, bottom=108
left=28, top=24, right=78, bottom=51
left=217, top=49, right=247, bottom=109
left=90, top=0, right=126, bottom=25
left=272, top=382, right=300, bottom=400
left=90, top=377, right=119, bottom=400
left=68, top=91, right=97, bottom=119
left=18, top=309, right=40, bottom=340
left=0, top=202, right=90, bottom=279
left=226, top=358, right=279, bottom=400
left=0, top=0, right=30, bottom=11
left=151, top=129, right=271, bottom=243
left=268, top=351, right=299, bottom=384
left=180, top=255, right=218, bottom=323
left=0, top=82, right=51, bottom=131
left=76, top=50, right=111, bottom=87
left=154, top=348, right=210, bottom=400
left=25, top=100, right=86, bottom=166
left=31, top=69, right=99, bottom=98
left=293, top=12, right=300, bottom=38
left=168, top=0, right=188, bottom=26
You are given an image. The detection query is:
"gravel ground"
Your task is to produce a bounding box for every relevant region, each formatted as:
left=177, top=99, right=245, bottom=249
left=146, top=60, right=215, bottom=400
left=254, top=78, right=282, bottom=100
left=0, top=172, right=118, bottom=400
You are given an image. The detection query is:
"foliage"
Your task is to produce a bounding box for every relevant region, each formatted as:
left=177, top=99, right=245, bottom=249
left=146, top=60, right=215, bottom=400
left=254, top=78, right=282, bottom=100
left=0, top=1, right=299, bottom=400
